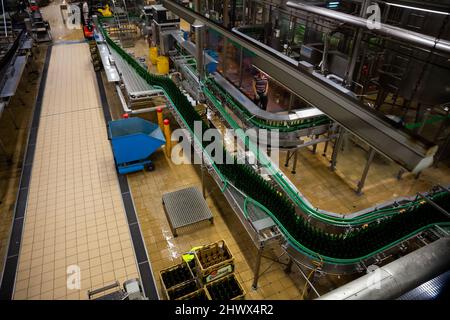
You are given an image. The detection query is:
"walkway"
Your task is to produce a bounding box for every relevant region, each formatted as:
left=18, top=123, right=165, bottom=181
left=12, top=43, right=139, bottom=300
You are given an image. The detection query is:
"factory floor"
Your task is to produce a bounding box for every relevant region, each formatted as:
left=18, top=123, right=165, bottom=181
left=101, top=72, right=308, bottom=300
left=279, top=140, right=450, bottom=214
left=103, top=36, right=450, bottom=300
left=0, top=3, right=449, bottom=301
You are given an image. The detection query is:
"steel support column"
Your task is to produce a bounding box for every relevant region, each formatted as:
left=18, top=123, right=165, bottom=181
left=223, top=0, right=230, bottom=27
left=344, top=0, right=371, bottom=86
left=312, top=134, right=319, bottom=154
left=330, top=128, right=344, bottom=171
left=292, top=149, right=298, bottom=174
left=193, top=21, right=205, bottom=81
left=252, top=244, right=263, bottom=289
left=201, top=162, right=206, bottom=199
left=356, top=148, right=376, bottom=195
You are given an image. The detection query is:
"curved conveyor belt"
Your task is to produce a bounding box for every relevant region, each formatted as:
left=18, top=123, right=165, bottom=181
left=97, top=22, right=450, bottom=269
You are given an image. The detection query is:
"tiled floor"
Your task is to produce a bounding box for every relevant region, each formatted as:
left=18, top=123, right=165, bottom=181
left=126, top=150, right=303, bottom=300
left=13, top=43, right=139, bottom=300
left=4, top=6, right=449, bottom=301
left=279, top=138, right=450, bottom=214
left=101, top=58, right=304, bottom=299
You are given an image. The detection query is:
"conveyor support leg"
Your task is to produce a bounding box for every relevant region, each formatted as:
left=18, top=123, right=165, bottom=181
left=356, top=148, right=375, bottom=195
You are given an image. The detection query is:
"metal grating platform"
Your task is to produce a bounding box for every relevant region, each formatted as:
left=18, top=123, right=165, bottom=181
left=162, top=187, right=214, bottom=237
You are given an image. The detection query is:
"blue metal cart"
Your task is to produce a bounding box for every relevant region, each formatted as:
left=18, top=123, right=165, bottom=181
left=108, top=118, right=166, bottom=174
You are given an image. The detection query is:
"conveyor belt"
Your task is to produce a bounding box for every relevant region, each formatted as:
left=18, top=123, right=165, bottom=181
left=93, top=22, right=164, bottom=114
left=211, top=73, right=323, bottom=123
left=95, top=33, right=120, bottom=82
left=97, top=20, right=450, bottom=271
left=0, top=56, right=27, bottom=98
left=170, top=44, right=330, bottom=132
left=205, top=75, right=330, bottom=132
left=110, top=49, right=155, bottom=94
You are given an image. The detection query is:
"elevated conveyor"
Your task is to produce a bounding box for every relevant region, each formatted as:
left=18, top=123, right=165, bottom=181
left=161, top=0, right=438, bottom=174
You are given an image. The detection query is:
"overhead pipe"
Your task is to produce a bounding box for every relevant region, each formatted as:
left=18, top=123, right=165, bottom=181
left=192, top=20, right=206, bottom=81
left=286, top=1, right=450, bottom=55
left=317, top=237, right=450, bottom=300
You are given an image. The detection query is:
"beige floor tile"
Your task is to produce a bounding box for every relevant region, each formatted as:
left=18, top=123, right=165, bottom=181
left=13, top=42, right=140, bottom=300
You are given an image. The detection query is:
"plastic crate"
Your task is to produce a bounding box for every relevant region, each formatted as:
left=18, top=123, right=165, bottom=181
left=167, top=279, right=201, bottom=300
left=160, top=261, right=194, bottom=297
left=205, top=274, right=246, bottom=300
left=176, top=288, right=211, bottom=300
left=194, top=240, right=234, bottom=284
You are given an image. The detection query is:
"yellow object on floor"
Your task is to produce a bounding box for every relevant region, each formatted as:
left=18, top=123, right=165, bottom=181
left=182, top=246, right=204, bottom=263
left=157, top=56, right=169, bottom=74
left=149, top=47, right=158, bottom=65
left=98, top=4, right=113, bottom=17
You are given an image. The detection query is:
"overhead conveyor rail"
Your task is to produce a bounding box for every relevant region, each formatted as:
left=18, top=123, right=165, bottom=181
left=169, top=47, right=330, bottom=135
left=161, top=0, right=437, bottom=174
left=97, top=19, right=450, bottom=275
left=208, top=73, right=330, bottom=133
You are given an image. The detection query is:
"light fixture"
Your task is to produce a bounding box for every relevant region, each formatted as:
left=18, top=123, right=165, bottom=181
left=384, top=2, right=450, bottom=16
left=327, top=1, right=340, bottom=9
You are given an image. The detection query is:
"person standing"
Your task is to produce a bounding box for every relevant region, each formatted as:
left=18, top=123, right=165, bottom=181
left=253, top=71, right=269, bottom=111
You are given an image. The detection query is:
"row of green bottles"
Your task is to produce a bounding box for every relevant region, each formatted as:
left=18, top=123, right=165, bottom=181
left=162, top=264, right=192, bottom=289
left=181, top=290, right=209, bottom=301
left=208, top=277, right=241, bottom=300
left=106, top=22, right=450, bottom=261
left=169, top=281, right=198, bottom=300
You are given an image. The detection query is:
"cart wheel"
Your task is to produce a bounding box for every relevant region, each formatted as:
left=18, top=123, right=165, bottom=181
left=146, top=163, right=155, bottom=171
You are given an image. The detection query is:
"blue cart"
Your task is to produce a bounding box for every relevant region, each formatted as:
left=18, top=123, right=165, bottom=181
left=108, top=118, right=166, bottom=174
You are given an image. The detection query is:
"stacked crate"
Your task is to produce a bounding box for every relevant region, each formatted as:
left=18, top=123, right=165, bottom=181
left=205, top=274, right=246, bottom=300
left=193, top=240, right=234, bottom=284
left=160, top=261, right=203, bottom=300
left=159, top=240, right=245, bottom=300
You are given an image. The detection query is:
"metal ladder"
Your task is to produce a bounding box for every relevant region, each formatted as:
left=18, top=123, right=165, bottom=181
left=111, top=0, right=135, bottom=48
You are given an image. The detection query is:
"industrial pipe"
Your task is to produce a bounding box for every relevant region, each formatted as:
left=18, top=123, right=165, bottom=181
left=317, top=237, right=450, bottom=300
left=192, top=20, right=205, bottom=80
left=286, top=1, right=450, bottom=55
